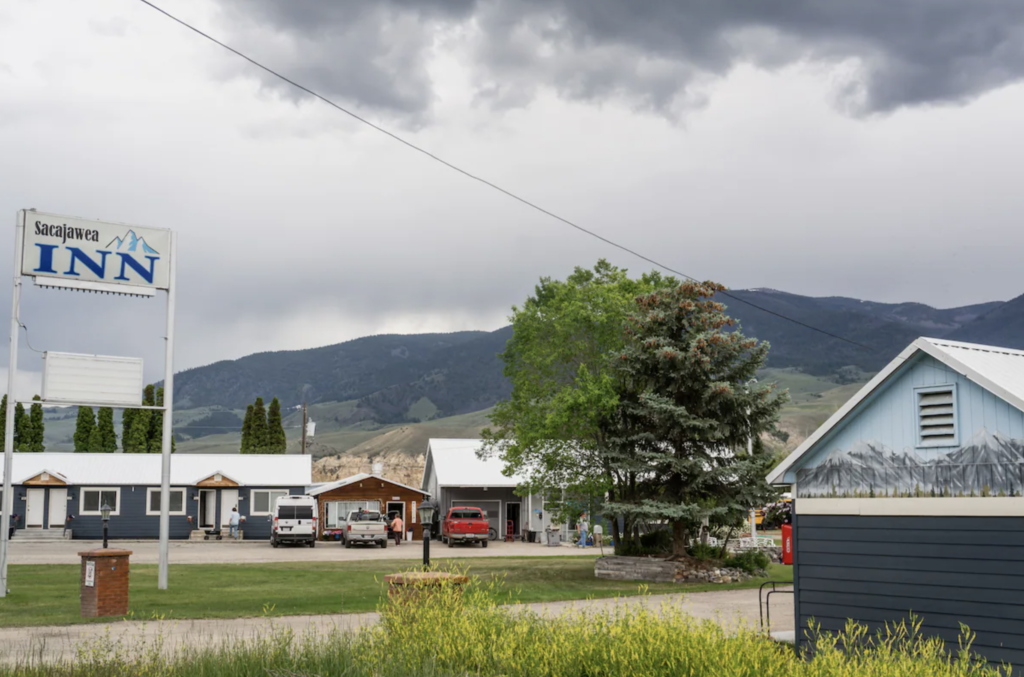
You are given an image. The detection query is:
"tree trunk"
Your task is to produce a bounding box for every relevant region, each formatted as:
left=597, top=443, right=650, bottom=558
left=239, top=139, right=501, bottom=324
left=718, top=526, right=735, bottom=559
left=671, top=520, right=689, bottom=558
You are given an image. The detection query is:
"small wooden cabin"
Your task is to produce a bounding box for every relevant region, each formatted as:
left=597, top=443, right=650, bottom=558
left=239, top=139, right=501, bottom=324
left=308, top=473, right=430, bottom=541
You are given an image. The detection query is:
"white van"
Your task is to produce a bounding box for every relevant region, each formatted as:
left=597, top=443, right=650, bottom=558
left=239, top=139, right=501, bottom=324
left=271, top=495, right=318, bottom=548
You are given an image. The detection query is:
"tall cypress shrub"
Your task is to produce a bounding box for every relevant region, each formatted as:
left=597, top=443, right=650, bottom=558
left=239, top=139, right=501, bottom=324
left=267, top=397, right=287, bottom=454
left=240, top=404, right=254, bottom=453
left=250, top=397, right=269, bottom=453
left=74, top=406, right=96, bottom=452
left=91, top=407, right=118, bottom=453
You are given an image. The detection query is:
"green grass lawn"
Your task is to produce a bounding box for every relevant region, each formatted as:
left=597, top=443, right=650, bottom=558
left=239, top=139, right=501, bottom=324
left=0, top=557, right=792, bottom=628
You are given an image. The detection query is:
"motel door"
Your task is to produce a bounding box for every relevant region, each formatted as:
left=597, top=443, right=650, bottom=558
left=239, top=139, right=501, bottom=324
left=48, top=488, right=68, bottom=529
left=220, top=489, right=239, bottom=529
left=25, top=489, right=45, bottom=528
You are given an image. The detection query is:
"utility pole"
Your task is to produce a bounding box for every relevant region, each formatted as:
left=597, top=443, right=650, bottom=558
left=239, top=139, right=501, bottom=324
left=301, top=401, right=307, bottom=454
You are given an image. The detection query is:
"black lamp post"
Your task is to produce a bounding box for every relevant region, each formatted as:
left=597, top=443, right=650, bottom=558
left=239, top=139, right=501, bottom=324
left=100, top=503, right=111, bottom=549
left=417, top=499, right=437, bottom=569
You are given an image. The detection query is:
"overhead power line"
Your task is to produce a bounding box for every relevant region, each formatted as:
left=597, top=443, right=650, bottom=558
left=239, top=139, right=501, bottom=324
left=136, top=0, right=877, bottom=354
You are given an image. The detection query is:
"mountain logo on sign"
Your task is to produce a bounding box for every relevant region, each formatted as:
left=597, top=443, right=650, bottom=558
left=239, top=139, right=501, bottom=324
left=106, top=230, right=160, bottom=256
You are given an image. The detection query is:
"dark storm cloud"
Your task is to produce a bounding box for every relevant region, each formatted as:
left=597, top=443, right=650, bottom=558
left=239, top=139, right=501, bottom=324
left=217, top=0, right=1024, bottom=118
left=215, top=0, right=478, bottom=120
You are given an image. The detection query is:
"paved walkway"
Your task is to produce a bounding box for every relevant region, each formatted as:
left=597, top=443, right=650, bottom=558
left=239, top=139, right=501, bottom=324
left=7, top=538, right=596, bottom=565
left=0, top=587, right=793, bottom=664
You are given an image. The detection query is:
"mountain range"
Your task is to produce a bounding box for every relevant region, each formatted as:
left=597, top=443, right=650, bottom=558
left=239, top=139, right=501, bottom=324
left=796, top=429, right=1024, bottom=498
left=171, top=288, right=1024, bottom=429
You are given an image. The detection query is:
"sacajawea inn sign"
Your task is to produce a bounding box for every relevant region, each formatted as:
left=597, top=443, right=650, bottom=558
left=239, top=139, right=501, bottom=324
left=23, top=213, right=172, bottom=291
left=1, top=210, right=178, bottom=598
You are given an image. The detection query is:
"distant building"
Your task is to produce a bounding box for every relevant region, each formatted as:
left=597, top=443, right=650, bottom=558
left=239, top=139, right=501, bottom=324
left=2, top=453, right=310, bottom=541
left=768, top=338, right=1024, bottom=668
left=307, top=473, right=430, bottom=541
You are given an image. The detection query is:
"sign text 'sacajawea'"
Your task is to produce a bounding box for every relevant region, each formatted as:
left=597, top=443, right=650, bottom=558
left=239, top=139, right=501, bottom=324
left=34, top=220, right=100, bottom=244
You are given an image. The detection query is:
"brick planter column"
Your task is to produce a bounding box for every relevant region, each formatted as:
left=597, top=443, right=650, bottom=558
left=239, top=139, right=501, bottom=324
left=79, top=549, right=133, bottom=618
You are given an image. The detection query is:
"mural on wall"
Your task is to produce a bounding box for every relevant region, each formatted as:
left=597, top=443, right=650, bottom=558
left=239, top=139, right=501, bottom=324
left=796, top=428, right=1024, bottom=498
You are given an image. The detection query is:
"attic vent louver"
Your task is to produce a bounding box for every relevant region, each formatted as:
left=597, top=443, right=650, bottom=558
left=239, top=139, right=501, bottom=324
left=917, top=385, right=958, bottom=447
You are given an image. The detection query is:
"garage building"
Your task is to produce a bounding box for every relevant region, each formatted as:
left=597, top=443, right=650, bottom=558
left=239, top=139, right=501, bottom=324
left=422, top=439, right=566, bottom=541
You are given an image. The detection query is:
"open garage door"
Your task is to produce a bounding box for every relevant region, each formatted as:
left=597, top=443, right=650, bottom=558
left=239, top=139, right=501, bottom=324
left=452, top=500, right=501, bottom=539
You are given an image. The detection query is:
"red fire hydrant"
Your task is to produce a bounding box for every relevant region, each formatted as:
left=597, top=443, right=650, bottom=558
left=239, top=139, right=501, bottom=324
left=781, top=523, right=793, bottom=565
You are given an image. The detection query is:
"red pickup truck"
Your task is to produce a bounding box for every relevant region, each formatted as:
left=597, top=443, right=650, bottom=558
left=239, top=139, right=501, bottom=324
left=442, top=506, right=490, bottom=548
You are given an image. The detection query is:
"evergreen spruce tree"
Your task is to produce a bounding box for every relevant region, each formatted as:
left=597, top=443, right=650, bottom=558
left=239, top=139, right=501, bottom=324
left=13, top=402, right=28, bottom=451
left=26, top=395, right=45, bottom=452
left=250, top=397, right=269, bottom=453
left=604, top=281, right=787, bottom=556
left=74, top=406, right=96, bottom=452
left=240, top=404, right=254, bottom=453
left=90, top=407, right=118, bottom=453
left=267, top=397, right=287, bottom=454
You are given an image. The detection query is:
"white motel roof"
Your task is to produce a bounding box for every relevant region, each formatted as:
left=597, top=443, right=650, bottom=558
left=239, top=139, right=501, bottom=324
left=306, top=473, right=429, bottom=497
left=425, top=438, right=526, bottom=488
left=0, top=453, right=312, bottom=487
left=767, top=337, right=1024, bottom=485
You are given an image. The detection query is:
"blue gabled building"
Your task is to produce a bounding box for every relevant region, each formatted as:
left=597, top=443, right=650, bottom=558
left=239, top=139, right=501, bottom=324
left=2, top=453, right=311, bottom=540
left=768, top=338, right=1024, bottom=669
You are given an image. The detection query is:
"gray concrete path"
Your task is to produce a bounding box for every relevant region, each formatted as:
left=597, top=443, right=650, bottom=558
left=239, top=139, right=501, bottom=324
left=0, top=587, right=793, bottom=665
left=8, top=538, right=595, bottom=565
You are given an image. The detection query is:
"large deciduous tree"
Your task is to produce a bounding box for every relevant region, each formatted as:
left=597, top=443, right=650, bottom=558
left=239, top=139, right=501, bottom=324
left=606, top=281, right=787, bottom=557
left=482, top=260, right=676, bottom=542
left=74, top=406, right=96, bottom=452
left=267, top=397, right=287, bottom=454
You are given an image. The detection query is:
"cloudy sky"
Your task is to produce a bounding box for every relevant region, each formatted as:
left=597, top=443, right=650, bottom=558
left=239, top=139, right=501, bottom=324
left=1, top=0, right=1023, bottom=394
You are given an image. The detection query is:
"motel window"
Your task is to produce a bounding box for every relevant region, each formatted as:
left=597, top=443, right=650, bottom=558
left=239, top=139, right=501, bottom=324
left=251, top=490, right=289, bottom=516
left=81, top=488, right=120, bottom=516
left=146, top=488, right=186, bottom=516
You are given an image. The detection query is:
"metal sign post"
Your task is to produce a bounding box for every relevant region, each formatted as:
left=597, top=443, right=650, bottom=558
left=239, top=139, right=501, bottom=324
left=0, top=215, right=25, bottom=597
left=158, top=232, right=177, bottom=590
left=0, top=210, right=176, bottom=596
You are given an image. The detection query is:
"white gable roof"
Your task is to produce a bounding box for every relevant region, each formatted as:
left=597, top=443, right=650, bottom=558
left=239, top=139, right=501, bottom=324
left=307, top=473, right=429, bottom=497
left=0, top=453, right=311, bottom=487
left=425, top=439, right=525, bottom=488
left=767, top=337, right=1024, bottom=485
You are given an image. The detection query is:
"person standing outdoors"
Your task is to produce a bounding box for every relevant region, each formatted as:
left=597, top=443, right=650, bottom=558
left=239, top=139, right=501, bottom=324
left=229, top=506, right=241, bottom=539
left=577, top=512, right=589, bottom=548
left=390, top=512, right=404, bottom=547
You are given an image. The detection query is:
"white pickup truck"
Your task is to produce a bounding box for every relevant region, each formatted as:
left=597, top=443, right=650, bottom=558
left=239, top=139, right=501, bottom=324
left=340, top=509, right=388, bottom=548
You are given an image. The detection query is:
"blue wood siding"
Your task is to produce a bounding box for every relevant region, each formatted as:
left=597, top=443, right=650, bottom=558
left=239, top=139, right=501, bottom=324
left=795, top=514, right=1024, bottom=671
left=6, top=484, right=306, bottom=540
left=797, top=354, right=1024, bottom=472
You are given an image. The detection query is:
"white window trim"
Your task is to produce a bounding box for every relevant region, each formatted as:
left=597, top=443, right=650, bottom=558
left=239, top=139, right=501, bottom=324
left=145, top=487, right=187, bottom=516
left=80, top=487, right=122, bottom=516
left=249, top=489, right=289, bottom=516
left=915, top=383, right=959, bottom=448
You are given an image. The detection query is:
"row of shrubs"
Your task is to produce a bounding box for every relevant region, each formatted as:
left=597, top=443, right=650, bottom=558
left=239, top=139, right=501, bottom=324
left=0, top=566, right=1006, bottom=677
